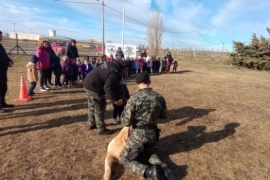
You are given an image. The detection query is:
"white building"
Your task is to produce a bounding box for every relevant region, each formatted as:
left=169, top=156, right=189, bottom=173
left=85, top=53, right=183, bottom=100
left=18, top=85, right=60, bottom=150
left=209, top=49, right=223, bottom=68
left=8, top=32, right=40, bottom=41
left=49, top=29, right=56, bottom=37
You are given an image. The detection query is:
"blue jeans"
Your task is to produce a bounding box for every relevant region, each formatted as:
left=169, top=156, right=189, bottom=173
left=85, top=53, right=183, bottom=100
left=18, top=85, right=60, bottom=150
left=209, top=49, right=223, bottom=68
left=28, top=82, right=36, bottom=95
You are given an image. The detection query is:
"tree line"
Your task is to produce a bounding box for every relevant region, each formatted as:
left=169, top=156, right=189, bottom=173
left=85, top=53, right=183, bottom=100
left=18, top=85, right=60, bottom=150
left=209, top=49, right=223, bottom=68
left=229, top=27, right=270, bottom=71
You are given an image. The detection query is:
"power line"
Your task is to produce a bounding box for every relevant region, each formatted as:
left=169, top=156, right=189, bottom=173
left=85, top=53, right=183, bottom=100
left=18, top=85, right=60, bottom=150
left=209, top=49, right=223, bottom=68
left=54, top=0, right=195, bottom=34
left=53, top=0, right=99, bottom=5
left=105, top=4, right=195, bottom=34
left=54, top=0, right=228, bottom=49
left=197, top=31, right=222, bottom=45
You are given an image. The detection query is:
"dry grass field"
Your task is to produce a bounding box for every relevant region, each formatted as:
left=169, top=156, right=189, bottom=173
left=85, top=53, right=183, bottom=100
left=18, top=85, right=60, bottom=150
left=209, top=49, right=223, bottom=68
left=0, top=54, right=270, bottom=180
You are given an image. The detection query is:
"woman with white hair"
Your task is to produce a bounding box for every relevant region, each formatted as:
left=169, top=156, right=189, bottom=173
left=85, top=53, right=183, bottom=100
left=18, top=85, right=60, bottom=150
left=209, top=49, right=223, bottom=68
left=145, top=56, right=152, bottom=74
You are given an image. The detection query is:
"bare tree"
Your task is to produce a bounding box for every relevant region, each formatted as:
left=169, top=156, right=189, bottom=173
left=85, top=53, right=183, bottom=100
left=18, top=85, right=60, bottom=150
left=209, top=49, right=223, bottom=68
left=146, top=11, right=164, bottom=58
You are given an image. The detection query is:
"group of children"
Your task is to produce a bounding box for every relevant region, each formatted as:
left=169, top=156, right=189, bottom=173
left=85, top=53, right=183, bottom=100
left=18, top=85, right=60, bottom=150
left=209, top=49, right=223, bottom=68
left=125, top=56, right=179, bottom=75
left=26, top=55, right=101, bottom=96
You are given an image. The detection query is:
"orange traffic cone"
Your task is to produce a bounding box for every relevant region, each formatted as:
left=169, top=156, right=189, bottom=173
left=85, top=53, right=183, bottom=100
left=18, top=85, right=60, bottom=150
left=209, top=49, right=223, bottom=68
left=15, top=74, right=33, bottom=102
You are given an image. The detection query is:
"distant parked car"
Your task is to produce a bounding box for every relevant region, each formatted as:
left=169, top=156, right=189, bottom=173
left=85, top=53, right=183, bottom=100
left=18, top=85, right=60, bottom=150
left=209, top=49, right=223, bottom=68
left=95, top=45, right=105, bottom=55
left=51, top=42, right=66, bottom=55
left=82, top=44, right=96, bottom=49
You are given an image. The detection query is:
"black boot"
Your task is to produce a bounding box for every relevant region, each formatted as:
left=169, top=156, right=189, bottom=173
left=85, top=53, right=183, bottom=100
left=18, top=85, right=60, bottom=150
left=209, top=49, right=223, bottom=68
left=2, top=102, right=15, bottom=108
left=144, top=164, right=168, bottom=180
left=0, top=107, right=5, bottom=113
left=164, top=167, right=175, bottom=180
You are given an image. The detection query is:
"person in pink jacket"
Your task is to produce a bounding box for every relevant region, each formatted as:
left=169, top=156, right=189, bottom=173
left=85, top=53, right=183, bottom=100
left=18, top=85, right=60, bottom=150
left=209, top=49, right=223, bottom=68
left=36, top=40, right=50, bottom=91
left=137, top=56, right=144, bottom=73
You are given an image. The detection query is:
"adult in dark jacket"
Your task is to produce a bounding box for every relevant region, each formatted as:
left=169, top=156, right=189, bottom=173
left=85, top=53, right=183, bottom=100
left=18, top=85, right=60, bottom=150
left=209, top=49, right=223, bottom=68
left=47, top=44, right=56, bottom=86
left=53, top=56, right=63, bottom=88
left=152, top=58, right=157, bottom=74
left=65, top=39, right=79, bottom=60
left=0, top=31, right=15, bottom=112
left=82, top=60, right=128, bottom=135
left=156, top=57, right=161, bottom=74
left=115, top=47, right=125, bottom=60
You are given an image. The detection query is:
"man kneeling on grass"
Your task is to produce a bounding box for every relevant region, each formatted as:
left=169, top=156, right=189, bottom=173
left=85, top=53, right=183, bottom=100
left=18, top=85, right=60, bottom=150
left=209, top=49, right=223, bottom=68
left=120, top=72, right=172, bottom=180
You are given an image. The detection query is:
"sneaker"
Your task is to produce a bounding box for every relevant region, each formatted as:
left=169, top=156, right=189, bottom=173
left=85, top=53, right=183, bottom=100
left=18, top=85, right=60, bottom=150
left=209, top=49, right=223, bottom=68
left=57, top=85, right=62, bottom=89
left=113, top=119, right=120, bottom=125
left=40, top=88, right=47, bottom=92
left=2, top=103, right=15, bottom=108
left=44, top=86, right=50, bottom=90
left=97, top=128, right=114, bottom=135
left=89, top=125, right=97, bottom=130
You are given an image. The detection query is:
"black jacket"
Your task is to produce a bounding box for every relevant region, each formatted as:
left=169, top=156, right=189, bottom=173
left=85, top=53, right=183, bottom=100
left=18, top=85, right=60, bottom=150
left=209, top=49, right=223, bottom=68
left=65, top=44, right=79, bottom=59
left=53, top=56, right=62, bottom=76
left=82, top=60, right=127, bottom=102
left=115, top=50, right=124, bottom=60
left=0, top=44, right=13, bottom=71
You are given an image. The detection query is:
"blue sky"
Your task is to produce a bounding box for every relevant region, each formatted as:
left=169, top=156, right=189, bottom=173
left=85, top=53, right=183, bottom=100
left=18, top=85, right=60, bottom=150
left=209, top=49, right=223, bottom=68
left=1, top=0, right=270, bottom=52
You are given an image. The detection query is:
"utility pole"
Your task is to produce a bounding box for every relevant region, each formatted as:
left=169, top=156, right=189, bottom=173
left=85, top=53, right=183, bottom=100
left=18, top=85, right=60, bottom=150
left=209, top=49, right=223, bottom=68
left=102, top=0, right=104, bottom=55
left=121, top=0, right=126, bottom=51
left=97, top=0, right=105, bottom=55
left=193, top=30, right=197, bottom=58
left=221, top=41, right=224, bottom=52
left=13, top=23, right=15, bottom=34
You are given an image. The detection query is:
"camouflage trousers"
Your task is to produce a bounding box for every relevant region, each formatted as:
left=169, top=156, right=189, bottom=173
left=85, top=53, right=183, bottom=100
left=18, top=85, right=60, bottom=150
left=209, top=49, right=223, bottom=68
left=120, top=129, right=165, bottom=177
left=84, top=89, right=106, bottom=129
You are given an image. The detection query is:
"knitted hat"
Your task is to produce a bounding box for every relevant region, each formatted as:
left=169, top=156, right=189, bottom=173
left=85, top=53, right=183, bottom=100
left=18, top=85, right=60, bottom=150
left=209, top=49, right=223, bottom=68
left=136, top=72, right=150, bottom=84
left=29, top=55, right=39, bottom=64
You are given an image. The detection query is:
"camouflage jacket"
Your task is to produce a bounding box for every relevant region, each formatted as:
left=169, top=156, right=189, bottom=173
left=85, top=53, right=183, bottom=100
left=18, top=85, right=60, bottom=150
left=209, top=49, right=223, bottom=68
left=121, top=88, right=167, bottom=127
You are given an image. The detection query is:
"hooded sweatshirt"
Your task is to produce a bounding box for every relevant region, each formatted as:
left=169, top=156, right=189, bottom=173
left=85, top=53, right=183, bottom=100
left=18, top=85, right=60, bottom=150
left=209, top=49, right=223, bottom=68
left=36, top=46, right=50, bottom=70
left=82, top=60, right=127, bottom=102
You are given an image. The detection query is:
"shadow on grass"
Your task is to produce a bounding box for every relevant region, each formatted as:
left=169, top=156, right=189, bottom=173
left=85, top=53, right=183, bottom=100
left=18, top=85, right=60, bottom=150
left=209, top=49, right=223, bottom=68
left=159, top=122, right=240, bottom=154
left=159, top=106, right=216, bottom=125
left=0, top=109, right=115, bottom=136
left=49, top=89, right=84, bottom=94
left=158, top=122, right=240, bottom=178
left=170, top=70, right=193, bottom=74
left=0, top=114, right=85, bottom=136
left=1, top=98, right=88, bottom=119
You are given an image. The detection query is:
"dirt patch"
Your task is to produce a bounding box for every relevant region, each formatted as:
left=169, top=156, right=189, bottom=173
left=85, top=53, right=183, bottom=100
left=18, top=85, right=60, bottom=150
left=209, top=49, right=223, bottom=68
left=0, top=55, right=270, bottom=180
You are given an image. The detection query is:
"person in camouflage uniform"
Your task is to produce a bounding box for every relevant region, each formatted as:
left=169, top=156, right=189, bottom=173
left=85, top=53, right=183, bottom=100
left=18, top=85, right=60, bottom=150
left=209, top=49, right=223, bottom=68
left=120, top=72, right=170, bottom=180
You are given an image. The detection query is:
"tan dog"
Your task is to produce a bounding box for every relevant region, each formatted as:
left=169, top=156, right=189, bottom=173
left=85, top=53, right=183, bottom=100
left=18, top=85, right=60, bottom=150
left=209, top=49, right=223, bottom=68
left=104, top=126, right=131, bottom=180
